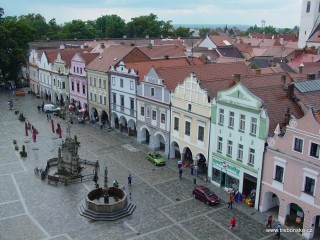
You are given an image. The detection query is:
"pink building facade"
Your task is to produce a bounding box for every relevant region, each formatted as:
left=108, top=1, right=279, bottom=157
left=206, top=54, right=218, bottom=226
left=260, top=109, right=320, bottom=239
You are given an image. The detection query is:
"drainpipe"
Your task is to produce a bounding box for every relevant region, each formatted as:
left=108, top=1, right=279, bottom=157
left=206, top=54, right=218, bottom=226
left=168, top=95, right=172, bottom=160
left=258, top=143, right=267, bottom=212
left=206, top=107, right=211, bottom=182
left=108, top=73, right=112, bottom=129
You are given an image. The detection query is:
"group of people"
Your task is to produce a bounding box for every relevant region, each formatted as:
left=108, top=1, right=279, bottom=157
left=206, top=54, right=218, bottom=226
left=37, top=102, right=45, bottom=112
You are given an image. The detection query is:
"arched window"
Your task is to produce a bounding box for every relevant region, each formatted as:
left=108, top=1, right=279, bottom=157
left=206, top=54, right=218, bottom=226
left=306, top=1, right=311, bottom=13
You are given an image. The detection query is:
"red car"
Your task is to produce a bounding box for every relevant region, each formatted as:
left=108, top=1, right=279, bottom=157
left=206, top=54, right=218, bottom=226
left=192, top=185, right=220, bottom=206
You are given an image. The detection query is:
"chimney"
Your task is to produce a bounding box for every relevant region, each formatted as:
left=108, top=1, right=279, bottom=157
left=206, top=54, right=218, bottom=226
left=164, top=55, right=169, bottom=60
left=298, top=63, right=304, bottom=74
left=307, top=73, right=316, bottom=80
left=233, top=74, right=241, bottom=83
left=284, top=108, right=291, bottom=126
left=148, top=43, right=152, bottom=49
left=281, top=75, right=286, bottom=86
left=287, top=83, right=294, bottom=99
left=254, top=69, right=261, bottom=75
left=100, top=42, right=105, bottom=48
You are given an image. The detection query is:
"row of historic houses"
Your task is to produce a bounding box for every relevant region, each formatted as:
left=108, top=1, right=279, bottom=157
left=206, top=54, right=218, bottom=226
left=29, top=45, right=320, bottom=238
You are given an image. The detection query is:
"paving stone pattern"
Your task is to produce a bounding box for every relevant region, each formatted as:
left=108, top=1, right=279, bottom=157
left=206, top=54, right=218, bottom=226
left=0, top=89, right=305, bottom=240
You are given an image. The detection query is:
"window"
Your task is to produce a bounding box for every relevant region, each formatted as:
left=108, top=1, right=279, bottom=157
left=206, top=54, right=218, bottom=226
left=293, top=138, right=303, bottom=153
left=217, top=137, right=223, bottom=152
left=80, top=68, right=82, bottom=74
left=90, top=77, right=92, bottom=86
left=112, top=77, right=115, bottom=86
left=250, top=117, right=257, bottom=135
left=120, top=95, right=124, bottom=108
left=319, top=2, right=320, bottom=12
left=310, top=142, right=320, bottom=158
left=73, top=66, right=76, bottom=72
left=141, top=106, right=145, bottom=116
left=130, top=81, right=134, bottom=90
left=229, top=112, right=234, bottom=128
left=99, top=95, right=102, bottom=104
left=103, top=80, right=106, bottom=89
left=90, top=92, right=93, bottom=101
left=174, top=117, right=179, bottom=131
left=104, top=96, right=107, bottom=105
left=94, top=78, right=96, bottom=87
left=152, top=110, right=157, bottom=120
left=77, top=83, right=80, bottom=92
left=151, top=88, right=155, bottom=96
left=71, top=82, right=74, bottom=91
left=249, top=148, right=255, bottom=165
left=113, top=93, right=116, bottom=104
left=62, top=82, right=65, bottom=89
left=239, top=114, right=245, bottom=131
left=185, top=121, right=191, bottom=136
left=120, top=79, right=123, bottom=88
left=219, top=109, right=224, bottom=125
left=130, top=98, right=134, bottom=110
left=82, top=85, right=85, bottom=94
left=304, top=176, right=315, bottom=195
left=227, top=140, right=233, bottom=156
left=146, top=107, right=150, bottom=118
left=306, top=1, right=311, bottom=12
left=188, top=104, right=192, bottom=112
left=94, top=94, right=97, bottom=102
left=161, top=113, right=165, bottom=124
left=99, top=79, right=101, bottom=88
left=237, top=144, right=243, bottom=161
left=198, top=126, right=204, bottom=141
left=274, top=165, right=284, bottom=183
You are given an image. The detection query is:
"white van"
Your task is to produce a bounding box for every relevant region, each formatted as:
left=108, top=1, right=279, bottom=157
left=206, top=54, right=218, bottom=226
left=44, top=104, right=61, bottom=113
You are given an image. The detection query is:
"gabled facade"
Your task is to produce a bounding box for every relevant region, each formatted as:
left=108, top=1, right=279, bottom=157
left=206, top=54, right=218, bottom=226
left=209, top=83, right=269, bottom=209
left=51, top=53, right=70, bottom=105
left=260, top=109, right=320, bottom=239
left=39, top=51, right=53, bottom=101
left=170, top=73, right=211, bottom=174
left=109, top=61, right=138, bottom=135
left=28, top=49, right=41, bottom=94
left=69, top=52, right=99, bottom=110
left=136, top=67, right=171, bottom=157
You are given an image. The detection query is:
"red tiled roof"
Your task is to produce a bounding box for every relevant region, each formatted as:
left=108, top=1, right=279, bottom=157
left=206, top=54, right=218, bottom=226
left=57, top=48, right=93, bottom=67
left=298, top=62, right=320, bottom=75
left=79, top=52, right=100, bottom=65
left=86, top=45, right=137, bottom=72
left=137, top=45, right=186, bottom=59
left=125, top=58, right=196, bottom=83
left=156, top=62, right=254, bottom=92
left=288, top=54, right=320, bottom=70
left=295, top=90, right=320, bottom=111
left=208, top=35, right=234, bottom=47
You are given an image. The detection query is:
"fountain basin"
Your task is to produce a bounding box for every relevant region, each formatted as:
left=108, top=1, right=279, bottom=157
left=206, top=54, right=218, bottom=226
left=86, top=187, right=127, bottom=213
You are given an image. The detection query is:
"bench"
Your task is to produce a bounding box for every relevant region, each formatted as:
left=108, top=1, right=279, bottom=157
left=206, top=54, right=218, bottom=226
left=48, top=175, right=59, bottom=186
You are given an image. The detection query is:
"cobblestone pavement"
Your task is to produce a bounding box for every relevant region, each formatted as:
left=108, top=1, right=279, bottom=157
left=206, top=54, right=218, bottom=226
left=0, top=89, right=306, bottom=240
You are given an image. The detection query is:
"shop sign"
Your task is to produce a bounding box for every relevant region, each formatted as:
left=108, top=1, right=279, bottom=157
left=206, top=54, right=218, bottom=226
left=212, top=159, right=240, bottom=176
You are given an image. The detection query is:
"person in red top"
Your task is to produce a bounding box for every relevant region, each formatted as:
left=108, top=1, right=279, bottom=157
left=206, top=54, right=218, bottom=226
left=230, top=216, right=236, bottom=230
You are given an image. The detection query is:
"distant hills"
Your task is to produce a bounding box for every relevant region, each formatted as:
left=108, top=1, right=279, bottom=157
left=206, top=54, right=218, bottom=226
left=173, top=24, right=251, bottom=31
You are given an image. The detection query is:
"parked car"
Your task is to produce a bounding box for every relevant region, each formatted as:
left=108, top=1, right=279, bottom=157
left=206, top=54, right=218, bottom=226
left=44, top=104, right=61, bottom=113
left=146, top=151, right=166, bottom=166
left=15, top=90, right=25, bottom=96
left=192, top=185, right=220, bottom=206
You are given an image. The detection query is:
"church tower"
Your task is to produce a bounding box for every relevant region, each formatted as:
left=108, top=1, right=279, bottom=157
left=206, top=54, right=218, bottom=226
left=298, top=0, right=320, bottom=48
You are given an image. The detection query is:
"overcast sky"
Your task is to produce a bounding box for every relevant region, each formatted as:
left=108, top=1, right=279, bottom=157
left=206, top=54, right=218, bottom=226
left=1, top=0, right=302, bottom=28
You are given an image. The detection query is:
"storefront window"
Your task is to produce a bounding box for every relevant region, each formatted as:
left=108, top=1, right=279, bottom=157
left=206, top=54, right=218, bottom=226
left=226, top=174, right=239, bottom=189
left=212, top=168, right=221, bottom=184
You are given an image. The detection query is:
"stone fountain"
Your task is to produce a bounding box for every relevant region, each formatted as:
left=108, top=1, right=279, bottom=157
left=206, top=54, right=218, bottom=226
left=78, top=167, right=136, bottom=221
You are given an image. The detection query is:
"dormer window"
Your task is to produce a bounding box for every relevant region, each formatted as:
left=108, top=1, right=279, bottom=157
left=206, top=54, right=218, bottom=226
left=151, top=88, right=155, bottom=96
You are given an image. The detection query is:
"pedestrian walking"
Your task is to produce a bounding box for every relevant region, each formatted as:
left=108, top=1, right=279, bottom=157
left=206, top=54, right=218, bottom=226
left=47, top=114, right=49, bottom=121
left=190, top=163, right=194, bottom=175
left=179, top=168, right=183, bottom=179
left=266, top=215, right=272, bottom=228
left=128, top=174, right=132, bottom=186
left=41, top=102, right=44, bottom=112
left=227, top=195, right=233, bottom=209
left=275, top=223, right=281, bottom=239
left=178, top=160, right=182, bottom=169
left=230, top=216, right=236, bottom=230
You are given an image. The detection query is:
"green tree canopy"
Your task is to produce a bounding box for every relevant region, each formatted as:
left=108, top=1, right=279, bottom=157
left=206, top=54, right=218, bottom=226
left=18, top=13, right=48, bottom=40
left=60, top=20, right=98, bottom=39
left=96, top=15, right=126, bottom=38
left=127, top=13, right=163, bottom=37
left=199, top=28, right=211, bottom=37
left=173, top=26, right=190, bottom=37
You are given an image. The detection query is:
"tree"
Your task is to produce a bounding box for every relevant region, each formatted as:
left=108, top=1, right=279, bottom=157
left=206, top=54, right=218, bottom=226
left=0, top=16, right=35, bottom=83
left=18, top=14, right=48, bottom=40
left=126, top=13, right=163, bottom=37
left=173, top=26, right=190, bottom=37
left=46, top=18, right=62, bottom=39
left=199, top=28, right=211, bottom=37
left=60, top=20, right=98, bottom=39
left=161, top=20, right=174, bottom=38
left=104, top=15, right=126, bottom=38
